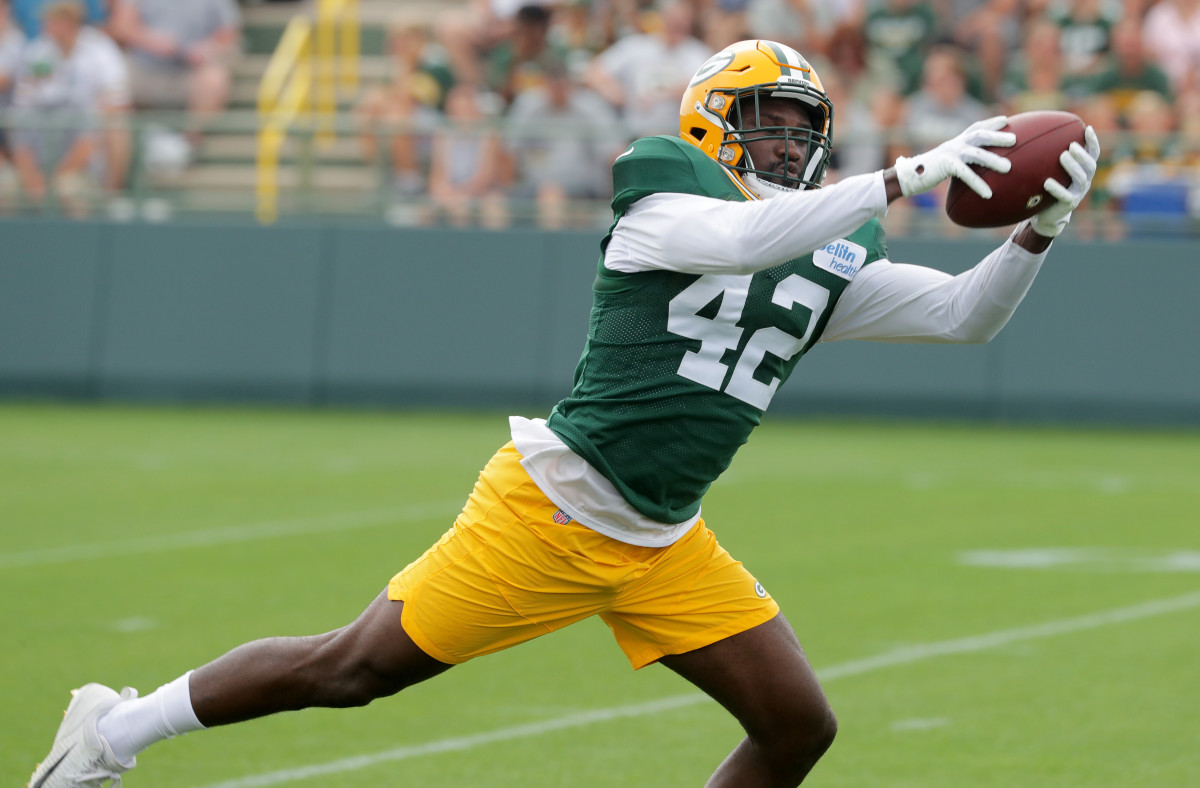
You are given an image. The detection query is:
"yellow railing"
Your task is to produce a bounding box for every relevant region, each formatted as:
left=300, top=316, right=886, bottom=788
left=316, top=0, right=359, bottom=144
left=257, top=0, right=358, bottom=224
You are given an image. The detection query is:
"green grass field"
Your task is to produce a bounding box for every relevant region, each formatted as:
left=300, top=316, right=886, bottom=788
left=4, top=403, right=1199, bottom=787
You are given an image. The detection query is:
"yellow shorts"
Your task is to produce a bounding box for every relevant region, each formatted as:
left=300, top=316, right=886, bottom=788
left=388, top=443, right=779, bottom=669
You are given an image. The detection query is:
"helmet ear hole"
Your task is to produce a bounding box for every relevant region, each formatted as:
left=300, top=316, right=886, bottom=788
left=688, top=126, right=707, bottom=140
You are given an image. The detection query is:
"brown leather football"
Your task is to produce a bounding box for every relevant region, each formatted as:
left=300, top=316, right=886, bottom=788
left=945, top=111, right=1087, bottom=228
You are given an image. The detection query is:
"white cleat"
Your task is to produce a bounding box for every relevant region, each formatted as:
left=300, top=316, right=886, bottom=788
left=28, top=684, right=138, bottom=788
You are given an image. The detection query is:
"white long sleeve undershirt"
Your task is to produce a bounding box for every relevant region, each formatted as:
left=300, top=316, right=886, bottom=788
left=605, top=171, right=889, bottom=276
left=513, top=173, right=1051, bottom=546
left=820, top=236, right=1045, bottom=344
left=605, top=172, right=1050, bottom=344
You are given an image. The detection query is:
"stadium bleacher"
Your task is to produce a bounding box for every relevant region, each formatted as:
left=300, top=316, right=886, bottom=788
left=156, top=0, right=452, bottom=217
left=1, top=0, right=1196, bottom=233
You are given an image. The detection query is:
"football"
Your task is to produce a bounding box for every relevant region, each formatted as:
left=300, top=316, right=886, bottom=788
left=945, top=111, right=1087, bottom=228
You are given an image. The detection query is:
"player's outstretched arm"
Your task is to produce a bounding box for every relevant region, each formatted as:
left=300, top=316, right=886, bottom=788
left=882, top=122, right=1099, bottom=254
left=823, top=128, right=1101, bottom=345
left=885, top=116, right=1016, bottom=200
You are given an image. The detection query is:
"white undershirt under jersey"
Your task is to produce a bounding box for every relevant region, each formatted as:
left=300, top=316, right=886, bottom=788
left=512, top=171, right=1049, bottom=547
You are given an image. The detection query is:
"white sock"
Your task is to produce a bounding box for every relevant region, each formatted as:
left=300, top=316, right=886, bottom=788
left=97, top=670, right=207, bottom=764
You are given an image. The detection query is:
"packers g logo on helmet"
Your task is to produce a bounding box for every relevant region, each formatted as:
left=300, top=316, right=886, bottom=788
left=680, top=40, right=834, bottom=195
left=689, top=50, right=735, bottom=87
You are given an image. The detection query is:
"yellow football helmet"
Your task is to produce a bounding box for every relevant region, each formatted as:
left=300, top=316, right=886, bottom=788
left=680, top=40, right=834, bottom=195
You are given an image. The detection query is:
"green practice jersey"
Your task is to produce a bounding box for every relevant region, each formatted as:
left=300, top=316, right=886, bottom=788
left=548, top=136, right=888, bottom=524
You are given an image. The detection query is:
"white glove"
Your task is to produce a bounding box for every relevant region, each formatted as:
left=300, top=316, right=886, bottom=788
left=894, top=116, right=1016, bottom=199
left=1029, top=125, right=1101, bottom=238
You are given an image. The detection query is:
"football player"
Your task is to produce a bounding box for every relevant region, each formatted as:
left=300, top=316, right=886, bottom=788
left=30, top=40, right=1100, bottom=788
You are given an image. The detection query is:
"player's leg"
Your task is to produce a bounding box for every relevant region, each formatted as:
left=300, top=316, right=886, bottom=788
left=602, top=522, right=834, bottom=788
left=29, top=441, right=614, bottom=787
left=28, top=592, right=450, bottom=788
left=659, top=612, right=836, bottom=788
left=188, top=591, right=451, bottom=725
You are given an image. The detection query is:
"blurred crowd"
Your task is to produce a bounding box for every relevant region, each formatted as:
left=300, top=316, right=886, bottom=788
left=0, top=0, right=240, bottom=216
left=361, top=0, right=1200, bottom=235
left=1, top=0, right=1198, bottom=233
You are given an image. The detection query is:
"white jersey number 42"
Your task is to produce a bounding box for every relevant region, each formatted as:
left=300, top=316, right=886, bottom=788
left=667, top=273, right=829, bottom=410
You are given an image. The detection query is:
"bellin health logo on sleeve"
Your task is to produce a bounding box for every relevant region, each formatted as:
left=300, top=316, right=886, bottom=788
left=813, top=239, right=866, bottom=280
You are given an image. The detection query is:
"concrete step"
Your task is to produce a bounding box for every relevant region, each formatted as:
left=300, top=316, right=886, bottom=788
left=240, top=0, right=455, bottom=27
left=165, top=188, right=384, bottom=216
left=233, top=53, right=393, bottom=82
left=243, top=21, right=386, bottom=56
left=239, top=0, right=457, bottom=55
left=229, top=79, right=362, bottom=111
left=158, top=163, right=379, bottom=193
left=196, top=133, right=367, bottom=165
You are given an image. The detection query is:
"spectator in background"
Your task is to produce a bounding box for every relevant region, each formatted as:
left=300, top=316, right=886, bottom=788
left=699, top=0, right=753, bottom=51
left=0, top=0, right=26, bottom=191
left=1175, top=87, right=1200, bottom=205
left=744, top=0, right=863, bottom=57
left=485, top=4, right=568, bottom=106
left=1141, top=0, right=1200, bottom=94
left=9, top=0, right=132, bottom=197
left=903, top=44, right=988, bottom=150
left=10, top=0, right=129, bottom=214
left=825, top=22, right=886, bottom=104
left=952, top=0, right=1021, bottom=102
left=861, top=0, right=937, bottom=96
left=585, top=0, right=710, bottom=138
left=816, top=57, right=884, bottom=178
left=1178, top=85, right=1200, bottom=162
left=505, top=58, right=621, bottom=227
left=552, top=0, right=616, bottom=77
left=437, top=0, right=556, bottom=89
left=426, top=83, right=507, bottom=228
left=898, top=44, right=989, bottom=222
left=1050, top=0, right=1118, bottom=80
left=603, top=0, right=658, bottom=41
left=355, top=21, right=453, bottom=198
left=1000, top=17, right=1076, bottom=114
left=1086, top=17, right=1173, bottom=125
left=11, top=0, right=105, bottom=37
left=1072, top=90, right=1122, bottom=238
left=108, top=0, right=239, bottom=158
left=1105, top=89, right=1188, bottom=220
left=823, top=20, right=907, bottom=175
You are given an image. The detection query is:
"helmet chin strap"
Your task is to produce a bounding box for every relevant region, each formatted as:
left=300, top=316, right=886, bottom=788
left=740, top=148, right=807, bottom=199
left=742, top=173, right=794, bottom=199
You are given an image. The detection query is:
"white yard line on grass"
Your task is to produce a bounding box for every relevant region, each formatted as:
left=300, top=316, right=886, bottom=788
left=0, top=502, right=460, bottom=570
left=193, top=589, right=1200, bottom=788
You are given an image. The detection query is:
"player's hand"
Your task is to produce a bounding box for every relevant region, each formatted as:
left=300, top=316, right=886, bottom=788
left=1029, top=125, right=1101, bottom=239
left=893, top=116, right=1016, bottom=199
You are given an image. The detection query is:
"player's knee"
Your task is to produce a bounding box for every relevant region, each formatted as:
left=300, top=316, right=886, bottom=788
left=298, top=629, right=400, bottom=708
left=758, top=701, right=838, bottom=777
left=805, top=704, right=838, bottom=756
left=328, top=657, right=405, bottom=708
left=785, top=704, right=836, bottom=757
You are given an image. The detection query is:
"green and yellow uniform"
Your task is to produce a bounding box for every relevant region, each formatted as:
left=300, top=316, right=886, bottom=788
left=551, top=136, right=887, bottom=523
left=390, top=135, right=891, bottom=668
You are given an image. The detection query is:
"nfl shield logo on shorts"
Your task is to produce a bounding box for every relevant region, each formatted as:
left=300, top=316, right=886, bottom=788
left=552, top=509, right=573, bottom=525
